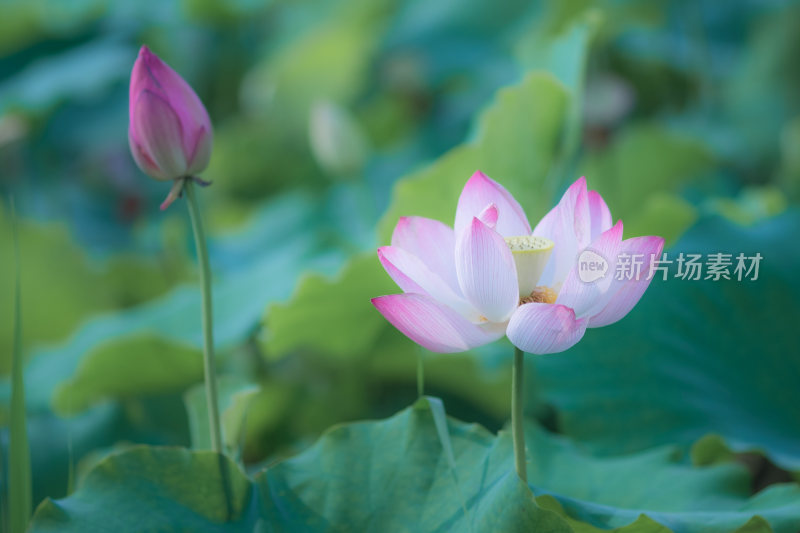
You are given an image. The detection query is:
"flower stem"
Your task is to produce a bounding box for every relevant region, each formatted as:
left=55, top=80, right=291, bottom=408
left=9, top=197, right=32, bottom=533
left=512, top=346, right=527, bottom=482
left=184, top=178, right=223, bottom=454
left=417, top=349, right=425, bottom=397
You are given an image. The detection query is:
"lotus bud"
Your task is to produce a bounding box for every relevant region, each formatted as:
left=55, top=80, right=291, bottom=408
left=309, top=100, right=368, bottom=179
left=128, top=45, right=213, bottom=207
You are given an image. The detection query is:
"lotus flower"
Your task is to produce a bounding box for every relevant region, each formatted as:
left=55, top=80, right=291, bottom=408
left=128, top=46, right=213, bottom=208
left=372, top=172, right=664, bottom=354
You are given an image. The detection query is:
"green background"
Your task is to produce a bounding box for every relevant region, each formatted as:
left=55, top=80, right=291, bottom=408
left=1, top=0, right=799, bottom=531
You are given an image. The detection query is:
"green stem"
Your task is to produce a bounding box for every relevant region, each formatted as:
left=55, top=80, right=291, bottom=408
left=512, top=346, right=527, bottom=482
left=9, top=197, right=31, bottom=533
left=416, top=349, right=425, bottom=397
left=184, top=179, right=223, bottom=454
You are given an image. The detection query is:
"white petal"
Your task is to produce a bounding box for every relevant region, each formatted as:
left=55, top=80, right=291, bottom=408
left=377, top=246, right=478, bottom=320
left=391, top=216, right=459, bottom=294
left=454, top=171, right=531, bottom=238
left=532, top=177, right=589, bottom=287
left=555, top=221, right=623, bottom=318
left=588, top=236, right=665, bottom=327
left=477, top=203, right=498, bottom=229
left=455, top=217, right=519, bottom=322
left=588, top=190, right=613, bottom=242
left=507, top=303, right=588, bottom=355
left=372, top=293, right=505, bottom=353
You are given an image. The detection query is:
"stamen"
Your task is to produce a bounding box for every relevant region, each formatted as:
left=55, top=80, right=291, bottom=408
left=520, top=286, right=558, bottom=305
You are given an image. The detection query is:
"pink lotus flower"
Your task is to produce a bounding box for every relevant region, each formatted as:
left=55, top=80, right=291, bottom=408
left=128, top=46, right=213, bottom=185
left=372, top=172, right=664, bottom=354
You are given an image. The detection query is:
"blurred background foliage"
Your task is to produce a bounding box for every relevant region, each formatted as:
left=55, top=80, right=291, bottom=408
left=1, top=0, right=800, bottom=530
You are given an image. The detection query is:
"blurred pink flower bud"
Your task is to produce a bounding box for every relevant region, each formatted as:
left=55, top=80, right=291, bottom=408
left=128, top=46, right=213, bottom=183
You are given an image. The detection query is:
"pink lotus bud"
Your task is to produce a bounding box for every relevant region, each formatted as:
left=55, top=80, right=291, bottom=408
left=128, top=46, right=213, bottom=182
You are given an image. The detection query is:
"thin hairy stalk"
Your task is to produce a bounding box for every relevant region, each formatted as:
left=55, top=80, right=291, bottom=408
left=184, top=179, right=223, bottom=453
left=512, top=346, right=527, bottom=482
